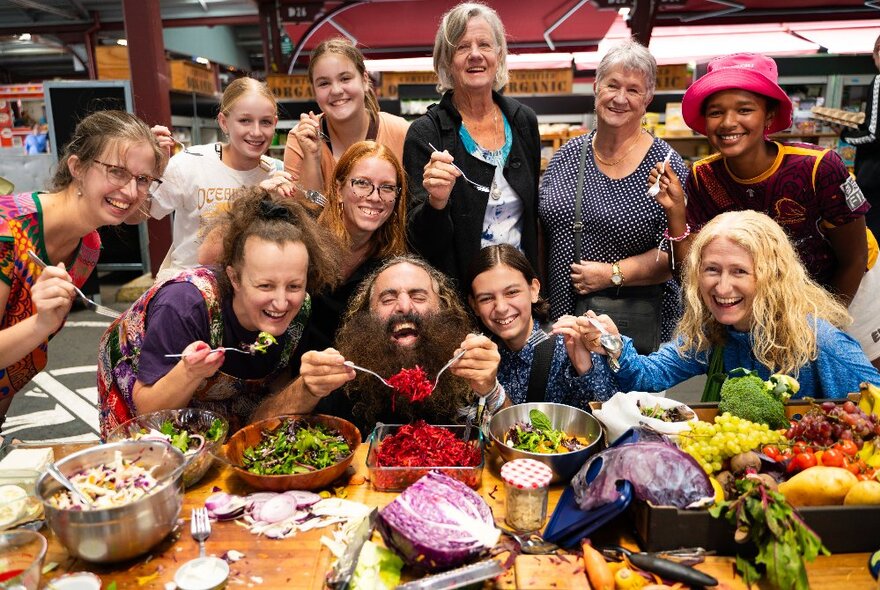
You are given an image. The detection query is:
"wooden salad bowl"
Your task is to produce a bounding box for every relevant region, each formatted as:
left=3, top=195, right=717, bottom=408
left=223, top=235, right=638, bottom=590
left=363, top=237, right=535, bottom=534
left=219, top=414, right=360, bottom=491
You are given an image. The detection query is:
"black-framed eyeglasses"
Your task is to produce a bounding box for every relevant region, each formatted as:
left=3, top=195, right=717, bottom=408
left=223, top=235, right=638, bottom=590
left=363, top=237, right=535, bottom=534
left=93, top=160, right=163, bottom=195
left=349, top=177, right=400, bottom=202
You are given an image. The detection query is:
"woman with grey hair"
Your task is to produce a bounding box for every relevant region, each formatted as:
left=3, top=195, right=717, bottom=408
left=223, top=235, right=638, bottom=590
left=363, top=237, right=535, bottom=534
left=538, top=38, right=688, bottom=354
left=402, top=1, right=541, bottom=290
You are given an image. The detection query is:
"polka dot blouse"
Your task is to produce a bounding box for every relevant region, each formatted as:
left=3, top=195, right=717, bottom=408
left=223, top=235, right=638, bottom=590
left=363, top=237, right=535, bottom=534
left=538, top=131, right=689, bottom=341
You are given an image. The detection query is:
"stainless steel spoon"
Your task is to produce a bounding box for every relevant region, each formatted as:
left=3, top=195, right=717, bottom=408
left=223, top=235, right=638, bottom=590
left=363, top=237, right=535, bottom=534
left=46, top=462, right=92, bottom=508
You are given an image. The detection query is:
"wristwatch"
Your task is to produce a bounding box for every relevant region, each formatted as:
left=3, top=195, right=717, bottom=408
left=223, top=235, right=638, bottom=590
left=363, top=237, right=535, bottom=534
left=610, top=261, right=625, bottom=287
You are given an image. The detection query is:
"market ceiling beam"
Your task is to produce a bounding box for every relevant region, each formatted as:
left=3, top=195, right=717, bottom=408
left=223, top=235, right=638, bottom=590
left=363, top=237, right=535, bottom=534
left=65, top=0, right=90, bottom=20
left=8, top=0, right=79, bottom=21
left=628, top=0, right=660, bottom=47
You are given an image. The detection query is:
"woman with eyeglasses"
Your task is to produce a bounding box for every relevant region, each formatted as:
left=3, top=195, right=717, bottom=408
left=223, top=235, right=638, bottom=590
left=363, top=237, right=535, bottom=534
left=306, top=140, right=408, bottom=350
left=539, top=39, right=688, bottom=355
left=0, top=110, right=166, bottom=425
left=403, top=2, right=541, bottom=291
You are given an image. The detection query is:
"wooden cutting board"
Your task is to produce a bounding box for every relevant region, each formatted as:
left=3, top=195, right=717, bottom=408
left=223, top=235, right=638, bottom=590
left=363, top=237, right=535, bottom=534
left=494, top=554, right=590, bottom=589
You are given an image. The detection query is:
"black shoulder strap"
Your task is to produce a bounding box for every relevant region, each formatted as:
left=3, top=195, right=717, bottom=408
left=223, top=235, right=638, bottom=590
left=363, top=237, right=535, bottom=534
left=572, top=136, right=590, bottom=263
left=526, top=337, right=555, bottom=402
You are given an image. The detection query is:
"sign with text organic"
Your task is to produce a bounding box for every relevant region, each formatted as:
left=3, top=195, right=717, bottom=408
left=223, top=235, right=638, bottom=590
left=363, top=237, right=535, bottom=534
left=506, top=69, right=572, bottom=96
left=169, top=60, right=217, bottom=96
left=266, top=74, right=313, bottom=100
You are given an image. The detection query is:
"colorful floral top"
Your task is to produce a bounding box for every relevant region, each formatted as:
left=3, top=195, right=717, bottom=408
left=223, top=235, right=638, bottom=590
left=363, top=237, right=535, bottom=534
left=0, top=192, right=100, bottom=399
left=97, top=267, right=309, bottom=437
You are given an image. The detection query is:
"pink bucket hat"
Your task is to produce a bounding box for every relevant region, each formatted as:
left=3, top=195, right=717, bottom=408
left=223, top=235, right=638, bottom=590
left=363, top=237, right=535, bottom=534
left=682, top=53, right=793, bottom=136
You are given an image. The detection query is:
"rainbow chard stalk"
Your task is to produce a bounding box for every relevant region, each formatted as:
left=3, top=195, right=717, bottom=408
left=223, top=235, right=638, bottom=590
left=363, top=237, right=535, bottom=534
left=709, top=476, right=829, bottom=590
left=246, top=331, right=278, bottom=354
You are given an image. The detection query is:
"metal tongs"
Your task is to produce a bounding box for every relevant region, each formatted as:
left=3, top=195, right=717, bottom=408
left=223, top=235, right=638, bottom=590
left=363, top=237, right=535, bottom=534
left=600, top=545, right=718, bottom=587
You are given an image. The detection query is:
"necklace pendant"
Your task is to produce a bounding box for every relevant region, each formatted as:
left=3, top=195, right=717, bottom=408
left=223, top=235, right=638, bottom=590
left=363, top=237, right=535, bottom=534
left=490, top=181, right=502, bottom=200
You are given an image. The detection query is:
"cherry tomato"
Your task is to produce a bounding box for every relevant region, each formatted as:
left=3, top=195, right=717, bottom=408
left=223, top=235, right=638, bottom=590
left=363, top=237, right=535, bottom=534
left=836, top=440, right=859, bottom=457
left=821, top=448, right=845, bottom=468
left=789, top=451, right=818, bottom=473
left=792, top=441, right=813, bottom=455
left=762, top=445, right=782, bottom=461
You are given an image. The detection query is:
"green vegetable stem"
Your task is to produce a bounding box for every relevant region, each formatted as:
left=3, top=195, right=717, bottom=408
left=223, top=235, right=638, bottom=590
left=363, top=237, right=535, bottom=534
left=709, top=477, right=829, bottom=590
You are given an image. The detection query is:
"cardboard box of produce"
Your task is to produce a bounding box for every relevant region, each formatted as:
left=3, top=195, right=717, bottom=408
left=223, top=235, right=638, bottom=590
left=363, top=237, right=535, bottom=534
left=628, top=400, right=880, bottom=554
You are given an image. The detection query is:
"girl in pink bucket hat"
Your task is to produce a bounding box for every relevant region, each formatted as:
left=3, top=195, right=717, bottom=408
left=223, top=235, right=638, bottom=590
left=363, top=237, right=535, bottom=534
left=646, top=52, right=880, bottom=369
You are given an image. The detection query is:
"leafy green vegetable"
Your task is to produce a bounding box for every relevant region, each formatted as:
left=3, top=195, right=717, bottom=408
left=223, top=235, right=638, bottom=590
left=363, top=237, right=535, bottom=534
left=205, top=418, right=225, bottom=441
left=248, top=331, right=278, bottom=354
left=710, top=477, right=829, bottom=590
left=504, top=410, right=588, bottom=454
left=529, top=409, right=553, bottom=432
left=159, top=420, right=192, bottom=453
left=242, top=418, right=350, bottom=475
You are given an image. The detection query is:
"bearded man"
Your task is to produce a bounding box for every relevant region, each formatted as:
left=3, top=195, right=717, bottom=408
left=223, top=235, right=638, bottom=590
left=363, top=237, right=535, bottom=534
left=257, top=256, right=505, bottom=437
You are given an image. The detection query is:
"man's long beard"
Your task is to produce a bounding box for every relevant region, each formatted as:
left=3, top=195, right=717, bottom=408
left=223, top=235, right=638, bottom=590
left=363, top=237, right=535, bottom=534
left=336, top=309, right=475, bottom=432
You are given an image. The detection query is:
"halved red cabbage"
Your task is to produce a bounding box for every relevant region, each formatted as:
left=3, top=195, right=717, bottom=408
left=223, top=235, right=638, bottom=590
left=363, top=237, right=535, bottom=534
left=572, top=441, right=713, bottom=510
left=377, top=471, right=500, bottom=572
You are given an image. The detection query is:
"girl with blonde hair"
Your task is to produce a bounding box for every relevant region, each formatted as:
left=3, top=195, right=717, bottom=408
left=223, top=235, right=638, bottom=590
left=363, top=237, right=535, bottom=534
left=149, top=77, right=285, bottom=281
left=579, top=210, right=879, bottom=398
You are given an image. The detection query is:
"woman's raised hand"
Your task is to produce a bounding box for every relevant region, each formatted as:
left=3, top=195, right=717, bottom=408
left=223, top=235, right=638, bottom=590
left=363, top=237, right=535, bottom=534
left=31, top=262, right=75, bottom=335
left=648, top=161, right=686, bottom=212
left=151, top=125, right=175, bottom=158
left=422, top=147, right=460, bottom=209
left=178, top=341, right=225, bottom=379
left=575, top=311, right=621, bottom=356
left=259, top=169, right=295, bottom=199
left=293, top=112, right=323, bottom=158
left=552, top=315, right=593, bottom=375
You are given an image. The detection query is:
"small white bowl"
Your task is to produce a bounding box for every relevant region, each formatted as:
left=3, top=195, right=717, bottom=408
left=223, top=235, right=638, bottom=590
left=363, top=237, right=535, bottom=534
left=46, top=571, right=102, bottom=590
left=174, top=556, right=230, bottom=590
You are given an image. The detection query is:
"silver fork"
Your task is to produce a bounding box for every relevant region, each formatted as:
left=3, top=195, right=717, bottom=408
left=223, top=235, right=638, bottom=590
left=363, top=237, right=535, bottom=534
left=27, top=250, right=121, bottom=319
left=191, top=507, right=211, bottom=558
left=525, top=327, right=552, bottom=348
left=293, top=182, right=328, bottom=208
left=430, top=349, right=468, bottom=392
left=344, top=361, right=394, bottom=388
left=164, top=346, right=254, bottom=359
left=427, top=142, right=491, bottom=193
left=647, top=149, right=673, bottom=198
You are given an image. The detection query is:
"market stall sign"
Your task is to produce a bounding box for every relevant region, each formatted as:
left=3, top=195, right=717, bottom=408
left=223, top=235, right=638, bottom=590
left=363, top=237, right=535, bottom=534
left=656, top=64, right=692, bottom=91
left=266, top=74, right=313, bottom=100
left=378, top=72, right=439, bottom=99
left=507, top=69, right=572, bottom=96
left=169, top=60, right=217, bottom=96
left=278, top=1, right=323, bottom=23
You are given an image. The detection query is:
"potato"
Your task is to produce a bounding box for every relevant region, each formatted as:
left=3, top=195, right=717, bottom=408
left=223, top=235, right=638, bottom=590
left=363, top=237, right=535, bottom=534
left=843, top=480, right=880, bottom=506
left=778, top=466, right=858, bottom=506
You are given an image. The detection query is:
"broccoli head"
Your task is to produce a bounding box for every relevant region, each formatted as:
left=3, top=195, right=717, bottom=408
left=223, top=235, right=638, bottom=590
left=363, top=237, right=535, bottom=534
left=718, top=371, right=789, bottom=429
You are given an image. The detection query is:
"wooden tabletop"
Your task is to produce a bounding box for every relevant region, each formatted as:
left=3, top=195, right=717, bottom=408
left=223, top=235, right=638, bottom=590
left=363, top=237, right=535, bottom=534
left=38, top=445, right=876, bottom=589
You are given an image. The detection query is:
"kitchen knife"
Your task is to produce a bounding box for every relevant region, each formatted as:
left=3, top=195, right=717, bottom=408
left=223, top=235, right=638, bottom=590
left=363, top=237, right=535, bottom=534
left=395, top=560, right=505, bottom=590
left=327, top=507, right=378, bottom=590
left=626, top=551, right=718, bottom=587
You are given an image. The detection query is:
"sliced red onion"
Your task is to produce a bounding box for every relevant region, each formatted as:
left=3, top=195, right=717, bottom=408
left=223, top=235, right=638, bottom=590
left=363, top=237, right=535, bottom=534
left=282, top=490, right=321, bottom=507
left=205, top=491, right=232, bottom=513
left=257, top=495, right=298, bottom=524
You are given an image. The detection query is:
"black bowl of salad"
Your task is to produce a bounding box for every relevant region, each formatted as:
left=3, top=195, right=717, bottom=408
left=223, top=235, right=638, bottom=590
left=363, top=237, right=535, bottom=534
left=488, top=403, right=603, bottom=484
left=107, top=408, right=229, bottom=487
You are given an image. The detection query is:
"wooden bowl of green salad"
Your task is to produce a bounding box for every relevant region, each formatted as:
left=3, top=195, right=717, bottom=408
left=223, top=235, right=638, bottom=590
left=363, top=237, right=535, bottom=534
left=220, top=415, right=360, bottom=491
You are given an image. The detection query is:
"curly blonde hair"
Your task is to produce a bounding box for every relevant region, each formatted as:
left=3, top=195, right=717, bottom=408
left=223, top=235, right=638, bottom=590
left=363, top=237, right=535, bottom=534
left=676, top=210, right=851, bottom=376
left=318, top=141, right=407, bottom=259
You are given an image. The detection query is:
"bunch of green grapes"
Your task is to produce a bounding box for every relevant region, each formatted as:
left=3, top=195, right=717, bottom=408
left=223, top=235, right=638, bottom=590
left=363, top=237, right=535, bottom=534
left=678, top=412, right=786, bottom=474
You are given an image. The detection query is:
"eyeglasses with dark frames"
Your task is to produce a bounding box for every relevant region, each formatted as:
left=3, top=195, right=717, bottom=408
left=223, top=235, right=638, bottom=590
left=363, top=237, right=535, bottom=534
left=349, top=177, right=400, bottom=202
left=93, top=160, right=162, bottom=195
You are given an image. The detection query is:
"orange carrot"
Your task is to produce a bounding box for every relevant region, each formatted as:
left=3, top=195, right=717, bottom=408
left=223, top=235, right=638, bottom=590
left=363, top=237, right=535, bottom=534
left=581, top=539, right=614, bottom=590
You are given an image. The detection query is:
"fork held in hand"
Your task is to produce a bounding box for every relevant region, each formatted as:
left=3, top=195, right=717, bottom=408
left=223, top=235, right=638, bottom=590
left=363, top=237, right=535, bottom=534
left=431, top=349, right=468, bottom=391
left=344, top=361, right=394, bottom=388
left=164, top=346, right=253, bottom=359
left=27, top=250, right=121, bottom=319
left=191, top=507, right=211, bottom=558
left=427, top=142, right=491, bottom=193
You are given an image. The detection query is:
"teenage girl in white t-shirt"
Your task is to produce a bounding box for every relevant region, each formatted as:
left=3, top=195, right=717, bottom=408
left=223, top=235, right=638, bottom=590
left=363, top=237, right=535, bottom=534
left=148, top=78, right=286, bottom=281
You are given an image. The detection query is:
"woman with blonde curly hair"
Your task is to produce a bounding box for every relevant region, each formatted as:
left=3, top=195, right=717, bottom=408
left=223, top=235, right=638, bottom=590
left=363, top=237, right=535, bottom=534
left=578, top=210, right=879, bottom=399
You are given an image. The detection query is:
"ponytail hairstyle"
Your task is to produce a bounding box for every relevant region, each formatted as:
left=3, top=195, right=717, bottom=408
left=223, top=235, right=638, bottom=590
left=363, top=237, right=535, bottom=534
left=465, top=244, right=549, bottom=323
left=308, top=38, right=380, bottom=120
left=51, top=110, right=167, bottom=192
left=219, top=77, right=278, bottom=118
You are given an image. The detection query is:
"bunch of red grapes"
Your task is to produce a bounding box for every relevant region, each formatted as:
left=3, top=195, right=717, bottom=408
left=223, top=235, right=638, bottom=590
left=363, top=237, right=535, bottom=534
left=785, top=401, right=880, bottom=449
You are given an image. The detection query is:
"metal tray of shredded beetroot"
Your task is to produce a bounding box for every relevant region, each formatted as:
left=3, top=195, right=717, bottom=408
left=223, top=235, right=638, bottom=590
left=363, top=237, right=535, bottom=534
left=366, top=423, right=484, bottom=492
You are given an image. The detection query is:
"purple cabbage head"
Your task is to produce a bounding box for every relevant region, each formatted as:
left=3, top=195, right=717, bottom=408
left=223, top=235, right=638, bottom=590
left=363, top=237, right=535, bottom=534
left=378, top=471, right=500, bottom=572
left=572, top=442, right=713, bottom=510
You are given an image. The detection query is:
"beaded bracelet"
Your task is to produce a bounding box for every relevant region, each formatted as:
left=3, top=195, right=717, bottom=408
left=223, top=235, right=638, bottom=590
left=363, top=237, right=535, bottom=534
left=656, top=224, right=691, bottom=270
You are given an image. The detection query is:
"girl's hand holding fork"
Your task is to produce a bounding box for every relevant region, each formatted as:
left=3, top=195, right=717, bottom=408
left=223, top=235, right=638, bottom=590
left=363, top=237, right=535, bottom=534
left=449, top=333, right=499, bottom=396
left=551, top=315, right=594, bottom=375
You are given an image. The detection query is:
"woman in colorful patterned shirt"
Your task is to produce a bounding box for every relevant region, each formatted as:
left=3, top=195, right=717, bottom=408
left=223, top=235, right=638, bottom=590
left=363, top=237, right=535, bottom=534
left=650, top=52, right=880, bottom=367
left=98, top=189, right=339, bottom=437
left=0, top=110, right=165, bottom=426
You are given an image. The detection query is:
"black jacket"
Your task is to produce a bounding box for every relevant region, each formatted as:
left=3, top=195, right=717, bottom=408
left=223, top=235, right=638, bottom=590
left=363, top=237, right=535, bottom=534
left=842, top=74, right=880, bottom=194
left=403, top=91, right=541, bottom=290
